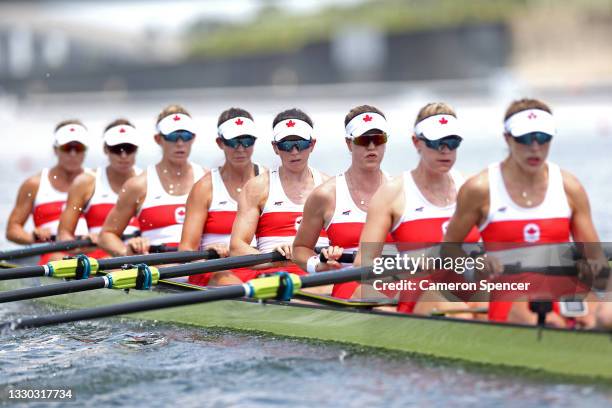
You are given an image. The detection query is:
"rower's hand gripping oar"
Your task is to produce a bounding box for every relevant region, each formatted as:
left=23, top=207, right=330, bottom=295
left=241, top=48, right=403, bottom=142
left=0, top=251, right=286, bottom=303
left=0, top=265, right=376, bottom=331
left=0, top=248, right=218, bottom=281
left=0, top=232, right=140, bottom=261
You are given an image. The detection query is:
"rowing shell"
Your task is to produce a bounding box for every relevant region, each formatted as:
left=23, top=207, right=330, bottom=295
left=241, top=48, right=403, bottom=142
left=1, top=275, right=611, bottom=383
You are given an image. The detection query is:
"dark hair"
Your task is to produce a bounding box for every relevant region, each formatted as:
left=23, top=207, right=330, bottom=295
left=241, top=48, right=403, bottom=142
left=344, top=105, right=385, bottom=126
left=54, top=119, right=85, bottom=132
left=217, top=108, right=253, bottom=127
left=414, top=102, right=456, bottom=126
left=104, top=118, right=134, bottom=133
left=156, top=104, right=191, bottom=125
left=504, top=98, right=552, bottom=121
left=272, top=108, right=313, bottom=128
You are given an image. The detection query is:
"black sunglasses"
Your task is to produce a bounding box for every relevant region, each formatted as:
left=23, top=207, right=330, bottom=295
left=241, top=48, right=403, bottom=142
left=107, top=143, right=138, bottom=155
left=512, top=132, right=553, bottom=146
left=220, top=136, right=257, bottom=149
left=418, top=135, right=462, bottom=151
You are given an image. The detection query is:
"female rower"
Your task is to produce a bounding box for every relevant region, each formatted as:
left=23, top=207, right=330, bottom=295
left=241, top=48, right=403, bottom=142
left=179, top=107, right=266, bottom=286
left=443, top=98, right=606, bottom=328
left=6, top=119, right=90, bottom=263
left=229, top=108, right=329, bottom=279
left=98, top=105, right=205, bottom=256
left=355, top=102, right=480, bottom=316
left=293, top=105, right=390, bottom=298
left=57, top=119, right=141, bottom=259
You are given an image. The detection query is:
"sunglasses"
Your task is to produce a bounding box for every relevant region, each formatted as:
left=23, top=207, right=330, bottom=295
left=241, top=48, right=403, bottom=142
left=57, top=142, right=87, bottom=153
left=107, top=143, right=138, bottom=155
left=352, top=133, right=388, bottom=147
left=418, top=135, right=462, bottom=151
left=512, top=132, right=553, bottom=146
left=221, top=136, right=257, bottom=149
left=162, top=130, right=195, bottom=142
left=275, top=138, right=313, bottom=152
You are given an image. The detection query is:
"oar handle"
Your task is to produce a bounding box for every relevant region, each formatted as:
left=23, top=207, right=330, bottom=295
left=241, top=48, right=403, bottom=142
left=98, top=249, right=219, bottom=271
left=318, top=251, right=355, bottom=264
left=0, top=238, right=93, bottom=260
left=0, top=265, right=45, bottom=281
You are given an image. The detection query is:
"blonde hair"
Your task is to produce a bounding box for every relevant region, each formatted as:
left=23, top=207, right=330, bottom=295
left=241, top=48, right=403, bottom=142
left=504, top=98, right=552, bottom=121
left=414, top=102, right=456, bottom=126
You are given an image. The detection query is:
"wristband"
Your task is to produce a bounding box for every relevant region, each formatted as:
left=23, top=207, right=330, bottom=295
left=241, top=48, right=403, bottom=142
left=306, top=255, right=320, bottom=274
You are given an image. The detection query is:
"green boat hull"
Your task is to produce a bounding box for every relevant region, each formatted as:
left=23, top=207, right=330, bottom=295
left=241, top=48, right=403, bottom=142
left=2, top=277, right=611, bottom=382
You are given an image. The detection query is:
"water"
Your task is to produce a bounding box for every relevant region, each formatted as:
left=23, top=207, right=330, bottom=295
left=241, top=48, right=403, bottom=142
left=1, top=303, right=611, bottom=407
left=1, top=90, right=612, bottom=406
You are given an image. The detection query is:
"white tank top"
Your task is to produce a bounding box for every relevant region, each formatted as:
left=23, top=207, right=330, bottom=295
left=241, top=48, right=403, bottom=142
left=32, top=168, right=88, bottom=236
left=256, top=166, right=328, bottom=253
left=138, top=163, right=204, bottom=246
left=83, top=166, right=142, bottom=235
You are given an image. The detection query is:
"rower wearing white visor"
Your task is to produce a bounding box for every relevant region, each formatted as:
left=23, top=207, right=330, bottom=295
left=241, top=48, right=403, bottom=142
left=230, top=108, right=329, bottom=281
left=444, top=98, right=606, bottom=328
left=180, top=108, right=266, bottom=286
left=57, top=118, right=142, bottom=259
left=293, top=105, right=392, bottom=299
left=6, top=119, right=90, bottom=264
left=355, top=102, right=481, bottom=317
left=99, top=105, right=204, bottom=256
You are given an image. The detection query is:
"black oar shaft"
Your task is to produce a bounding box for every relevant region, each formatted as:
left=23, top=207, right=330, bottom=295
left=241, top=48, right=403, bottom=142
left=0, top=278, right=106, bottom=303
left=0, top=265, right=45, bottom=280
left=3, top=285, right=247, bottom=330
left=0, top=239, right=93, bottom=260
left=98, top=250, right=218, bottom=270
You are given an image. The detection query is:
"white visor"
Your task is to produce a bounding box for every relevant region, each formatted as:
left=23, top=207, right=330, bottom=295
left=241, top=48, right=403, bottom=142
left=157, top=113, right=196, bottom=135
left=504, top=109, right=556, bottom=137
left=54, top=123, right=90, bottom=147
left=218, top=117, right=257, bottom=139
left=414, top=114, right=461, bottom=140
left=345, top=112, right=388, bottom=138
left=273, top=119, right=313, bottom=141
left=103, top=125, right=140, bottom=147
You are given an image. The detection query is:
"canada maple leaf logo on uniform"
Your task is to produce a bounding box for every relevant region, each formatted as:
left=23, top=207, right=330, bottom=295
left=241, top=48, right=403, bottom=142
left=235, top=119, right=244, bottom=125
left=286, top=120, right=296, bottom=127
left=173, top=115, right=181, bottom=121
left=439, top=117, right=448, bottom=125
left=363, top=115, right=373, bottom=122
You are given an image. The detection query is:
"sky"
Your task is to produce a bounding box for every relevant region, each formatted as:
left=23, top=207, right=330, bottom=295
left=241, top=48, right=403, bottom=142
left=41, top=0, right=365, bottom=35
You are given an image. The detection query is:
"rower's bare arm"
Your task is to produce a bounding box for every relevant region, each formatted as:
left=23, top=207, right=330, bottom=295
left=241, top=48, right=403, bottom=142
left=444, top=172, right=489, bottom=243
left=98, top=174, right=146, bottom=256
left=229, top=173, right=268, bottom=257
left=293, top=180, right=335, bottom=270
left=179, top=174, right=212, bottom=252
left=6, top=175, right=40, bottom=244
left=58, top=172, right=95, bottom=241
left=355, top=176, right=403, bottom=267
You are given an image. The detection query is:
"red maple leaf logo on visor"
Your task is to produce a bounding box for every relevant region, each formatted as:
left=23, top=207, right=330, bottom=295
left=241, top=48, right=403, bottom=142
left=69, top=128, right=75, bottom=132
left=235, top=118, right=244, bottom=125
left=528, top=112, right=537, bottom=119
left=439, top=117, right=448, bottom=125
left=173, top=115, right=181, bottom=121
left=363, top=115, right=373, bottom=122
left=119, top=128, right=126, bottom=133
left=286, top=120, right=296, bottom=127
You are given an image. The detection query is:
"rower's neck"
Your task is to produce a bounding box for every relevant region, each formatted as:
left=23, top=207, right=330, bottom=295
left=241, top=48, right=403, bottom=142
left=346, top=165, right=382, bottom=190
left=412, top=161, right=451, bottom=186
left=51, top=165, right=83, bottom=182
left=502, top=157, right=548, bottom=185
left=220, top=161, right=254, bottom=183
left=279, top=165, right=311, bottom=183
left=106, top=165, right=136, bottom=191
left=157, top=159, right=191, bottom=179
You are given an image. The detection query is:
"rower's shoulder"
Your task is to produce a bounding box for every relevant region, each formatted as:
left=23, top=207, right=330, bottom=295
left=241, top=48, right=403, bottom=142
left=459, top=168, right=490, bottom=200
left=21, top=172, right=42, bottom=190
left=377, top=173, right=404, bottom=198
left=122, top=171, right=147, bottom=194
left=560, top=168, right=586, bottom=198
left=72, top=170, right=96, bottom=188
left=309, top=176, right=336, bottom=206
left=243, top=170, right=269, bottom=196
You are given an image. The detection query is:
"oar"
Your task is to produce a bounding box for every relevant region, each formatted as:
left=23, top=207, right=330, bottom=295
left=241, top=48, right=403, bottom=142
left=0, top=251, right=286, bottom=303
left=0, top=233, right=140, bottom=261
left=0, top=265, right=375, bottom=331
left=0, top=248, right=217, bottom=281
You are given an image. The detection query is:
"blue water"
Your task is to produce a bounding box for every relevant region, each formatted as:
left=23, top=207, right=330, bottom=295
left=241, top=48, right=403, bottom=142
left=1, top=302, right=611, bottom=407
